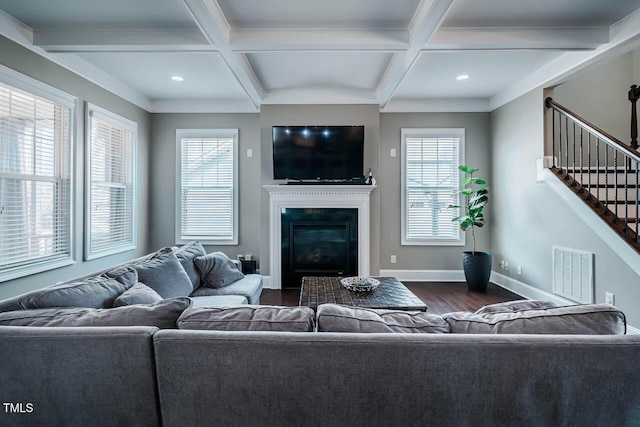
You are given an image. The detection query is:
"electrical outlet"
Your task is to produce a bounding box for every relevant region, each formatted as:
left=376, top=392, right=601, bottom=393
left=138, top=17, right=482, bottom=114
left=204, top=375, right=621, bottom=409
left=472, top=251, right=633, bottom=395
left=499, top=260, right=509, bottom=271
left=605, top=292, right=615, bottom=305
left=516, top=265, right=522, bottom=275
left=390, top=255, right=397, bottom=264
left=390, top=148, right=397, bottom=157
left=246, top=148, right=253, bottom=158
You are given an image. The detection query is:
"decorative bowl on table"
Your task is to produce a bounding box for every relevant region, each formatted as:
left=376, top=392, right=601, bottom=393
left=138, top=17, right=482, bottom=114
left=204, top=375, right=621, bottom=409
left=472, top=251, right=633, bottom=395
left=340, top=277, right=380, bottom=292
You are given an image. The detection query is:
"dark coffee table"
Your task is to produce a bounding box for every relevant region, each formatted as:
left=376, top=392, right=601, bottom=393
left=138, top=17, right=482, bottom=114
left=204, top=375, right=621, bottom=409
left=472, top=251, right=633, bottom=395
left=299, top=276, right=427, bottom=311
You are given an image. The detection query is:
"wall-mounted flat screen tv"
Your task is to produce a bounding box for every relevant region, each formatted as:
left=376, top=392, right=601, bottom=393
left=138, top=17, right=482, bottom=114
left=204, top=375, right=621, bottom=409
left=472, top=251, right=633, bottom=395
left=272, top=125, right=364, bottom=180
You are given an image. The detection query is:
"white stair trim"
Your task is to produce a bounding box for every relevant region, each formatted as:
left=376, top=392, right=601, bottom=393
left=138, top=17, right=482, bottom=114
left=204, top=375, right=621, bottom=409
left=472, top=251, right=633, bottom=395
left=543, top=169, right=640, bottom=277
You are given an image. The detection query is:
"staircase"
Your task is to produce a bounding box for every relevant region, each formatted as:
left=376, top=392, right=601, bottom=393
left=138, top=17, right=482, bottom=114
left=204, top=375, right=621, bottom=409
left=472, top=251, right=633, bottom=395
left=545, top=97, right=640, bottom=254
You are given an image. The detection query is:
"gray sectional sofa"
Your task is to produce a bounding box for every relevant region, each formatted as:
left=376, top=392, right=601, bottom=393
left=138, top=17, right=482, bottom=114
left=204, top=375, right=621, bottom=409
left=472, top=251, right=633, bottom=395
left=1, top=251, right=640, bottom=426
left=0, top=242, right=263, bottom=314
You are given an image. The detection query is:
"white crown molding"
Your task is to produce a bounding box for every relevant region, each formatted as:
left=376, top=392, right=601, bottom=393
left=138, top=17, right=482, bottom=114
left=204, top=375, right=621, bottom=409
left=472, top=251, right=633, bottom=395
left=382, top=97, right=490, bottom=112
left=261, top=88, right=379, bottom=105
left=230, top=28, right=408, bottom=52
left=151, top=98, right=259, bottom=113
left=427, top=27, right=609, bottom=50
left=490, top=8, right=640, bottom=111
left=543, top=169, right=640, bottom=277
left=33, top=28, right=212, bottom=52
left=0, top=10, right=152, bottom=111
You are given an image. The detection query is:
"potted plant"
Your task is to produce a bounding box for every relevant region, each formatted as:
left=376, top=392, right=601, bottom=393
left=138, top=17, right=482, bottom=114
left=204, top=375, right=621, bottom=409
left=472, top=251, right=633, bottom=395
left=449, top=165, right=491, bottom=292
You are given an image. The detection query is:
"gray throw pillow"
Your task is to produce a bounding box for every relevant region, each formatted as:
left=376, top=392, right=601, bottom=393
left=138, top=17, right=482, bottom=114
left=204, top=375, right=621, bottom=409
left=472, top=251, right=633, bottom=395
left=113, top=282, right=163, bottom=307
left=316, top=304, right=450, bottom=333
left=103, top=265, right=139, bottom=287
left=194, top=252, right=244, bottom=289
left=133, top=247, right=193, bottom=298
left=443, top=303, right=626, bottom=334
left=173, top=241, right=206, bottom=290
left=0, top=298, right=190, bottom=329
left=475, top=300, right=557, bottom=315
left=17, top=273, right=135, bottom=310
left=177, top=305, right=315, bottom=332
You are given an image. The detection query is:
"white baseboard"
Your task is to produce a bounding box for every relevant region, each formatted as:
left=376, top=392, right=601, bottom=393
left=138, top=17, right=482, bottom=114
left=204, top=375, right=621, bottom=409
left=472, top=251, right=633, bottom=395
left=490, top=271, right=576, bottom=306
left=262, top=276, right=272, bottom=289
left=379, top=269, right=465, bottom=282
left=627, top=325, right=640, bottom=335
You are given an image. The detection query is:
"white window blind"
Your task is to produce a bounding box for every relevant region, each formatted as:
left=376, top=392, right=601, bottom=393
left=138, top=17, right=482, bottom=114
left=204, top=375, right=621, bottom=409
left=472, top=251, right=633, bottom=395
left=86, top=104, right=136, bottom=259
left=401, top=128, right=464, bottom=245
left=176, top=129, right=238, bottom=245
left=0, top=77, right=73, bottom=281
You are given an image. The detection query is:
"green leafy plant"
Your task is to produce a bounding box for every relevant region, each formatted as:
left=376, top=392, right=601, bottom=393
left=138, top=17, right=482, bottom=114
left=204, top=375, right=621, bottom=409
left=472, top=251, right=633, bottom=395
left=448, top=165, right=489, bottom=254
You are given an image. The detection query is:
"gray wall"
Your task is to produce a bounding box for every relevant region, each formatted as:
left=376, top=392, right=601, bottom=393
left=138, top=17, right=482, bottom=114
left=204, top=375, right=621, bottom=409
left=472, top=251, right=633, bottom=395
left=259, top=104, right=381, bottom=276
left=379, top=113, right=491, bottom=270
left=0, top=35, right=151, bottom=300
left=553, top=51, right=634, bottom=143
left=149, top=113, right=261, bottom=260
left=490, top=87, right=640, bottom=327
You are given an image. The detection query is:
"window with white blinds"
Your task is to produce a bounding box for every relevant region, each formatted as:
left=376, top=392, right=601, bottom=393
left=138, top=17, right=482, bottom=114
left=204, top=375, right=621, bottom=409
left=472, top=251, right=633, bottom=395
left=0, top=67, right=75, bottom=282
left=85, top=104, right=136, bottom=259
left=401, top=128, right=465, bottom=246
left=176, top=129, right=238, bottom=245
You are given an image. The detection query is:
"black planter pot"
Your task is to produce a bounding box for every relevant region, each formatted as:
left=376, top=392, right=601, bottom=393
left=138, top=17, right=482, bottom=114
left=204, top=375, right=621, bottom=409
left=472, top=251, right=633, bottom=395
left=462, top=251, right=492, bottom=292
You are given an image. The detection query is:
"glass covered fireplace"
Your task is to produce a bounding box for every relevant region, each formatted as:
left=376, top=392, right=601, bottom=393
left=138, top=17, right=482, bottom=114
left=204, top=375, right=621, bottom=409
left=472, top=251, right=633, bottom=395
left=281, top=208, right=358, bottom=288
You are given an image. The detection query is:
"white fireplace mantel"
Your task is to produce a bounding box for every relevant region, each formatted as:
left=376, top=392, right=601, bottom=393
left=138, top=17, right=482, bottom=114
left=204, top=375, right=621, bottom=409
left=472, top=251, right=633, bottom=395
left=263, top=184, right=376, bottom=289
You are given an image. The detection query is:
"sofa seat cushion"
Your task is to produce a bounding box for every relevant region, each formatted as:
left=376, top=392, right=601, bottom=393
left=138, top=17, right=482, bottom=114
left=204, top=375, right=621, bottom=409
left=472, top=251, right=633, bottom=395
left=194, top=252, right=244, bottom=289
left=0, top=298, right=190, bottom=329
left=177, top=305, right=315, bottom=332
left=133, top=247, right=193, bottom=298
left=189, top=295, right=248, bottom=308
left=113, top=282, right=163, bottom=307
left=317, top=304, right=450, bottom=333
left=444, top=303, right=626, bottom=334
left=190, top=274, right=263, bottom=304
left=475, top=300, right=557, bottom=315
left=173, top=241, right=206, bottom=290
left=18, top=268, right=138, bottom=310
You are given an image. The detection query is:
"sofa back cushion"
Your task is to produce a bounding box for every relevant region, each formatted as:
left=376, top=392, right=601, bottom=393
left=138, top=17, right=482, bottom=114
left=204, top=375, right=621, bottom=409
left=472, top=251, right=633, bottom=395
left=17, top=267, right=138, bottom=310
left=133, top=247, right=193, bottom=298
left=0, top=298, right=190, bottom=329
left=474, top=300, right=557, bottom=315
left=113, top=282, right=163, bottom=307
left=194, top=252, right=244, bottom=289
left=177, top=305, right=315, bottom=332
left=173, top=241, right=206, bottom=290
left=316, top=304, right=450, bottom=333
left=444, top=303, right=626, bottom=334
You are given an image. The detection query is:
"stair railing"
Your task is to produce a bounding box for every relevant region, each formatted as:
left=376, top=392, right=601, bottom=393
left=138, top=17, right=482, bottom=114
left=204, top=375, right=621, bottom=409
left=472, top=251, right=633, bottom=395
left=630, top=84, right=639, bottom=150
left=545, top=97, right=640, bottom=245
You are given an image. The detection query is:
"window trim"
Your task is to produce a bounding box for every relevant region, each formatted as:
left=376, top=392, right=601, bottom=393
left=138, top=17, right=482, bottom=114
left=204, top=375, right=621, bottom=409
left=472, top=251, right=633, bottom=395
left=175, top=128, right=239, bottom=245
left=0, top=64, right=76, bottom=282
left=84, top=103, right=137, bottom=260
left=401, top=127, right=466, bottom=246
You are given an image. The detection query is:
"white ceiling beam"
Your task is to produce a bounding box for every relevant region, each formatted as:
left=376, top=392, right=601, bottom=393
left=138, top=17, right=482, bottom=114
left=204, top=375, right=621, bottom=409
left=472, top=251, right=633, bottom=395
left=182, top=0, right=263, bottom=108
left=382, top=97, right=490, bottom=112
left=230, top=28, right=408, bottom=52
left=34, top=28, right=213, bottom=52
left=427, top=27, right=609, bottom=50
left=377, top=0, right=455, bottom=108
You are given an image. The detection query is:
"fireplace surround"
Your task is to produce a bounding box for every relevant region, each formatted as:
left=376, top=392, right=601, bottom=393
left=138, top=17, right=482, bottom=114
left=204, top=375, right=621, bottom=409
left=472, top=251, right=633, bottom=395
left=264, top=185, right=376, bottom=289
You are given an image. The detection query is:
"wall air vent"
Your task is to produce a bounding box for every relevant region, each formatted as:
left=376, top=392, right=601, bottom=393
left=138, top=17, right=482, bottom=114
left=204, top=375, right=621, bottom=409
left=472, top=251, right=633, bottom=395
left=552, top=246, right=594, bottom=304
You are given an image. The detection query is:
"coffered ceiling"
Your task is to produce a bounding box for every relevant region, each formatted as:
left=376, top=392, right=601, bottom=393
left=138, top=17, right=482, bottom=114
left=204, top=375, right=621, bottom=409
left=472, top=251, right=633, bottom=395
left=1, top=0, right=640, bottom=113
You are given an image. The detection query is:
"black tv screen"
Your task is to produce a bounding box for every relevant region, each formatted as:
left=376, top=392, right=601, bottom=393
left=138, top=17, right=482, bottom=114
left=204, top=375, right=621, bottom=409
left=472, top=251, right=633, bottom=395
left=272, top=125, right=364, bottom=180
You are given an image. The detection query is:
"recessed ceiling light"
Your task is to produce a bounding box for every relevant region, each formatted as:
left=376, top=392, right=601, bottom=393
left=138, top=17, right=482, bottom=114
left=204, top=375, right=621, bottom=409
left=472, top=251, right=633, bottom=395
left=456, top=74, right=470, bottom=81
left=171, top=75, right=184, bottom=82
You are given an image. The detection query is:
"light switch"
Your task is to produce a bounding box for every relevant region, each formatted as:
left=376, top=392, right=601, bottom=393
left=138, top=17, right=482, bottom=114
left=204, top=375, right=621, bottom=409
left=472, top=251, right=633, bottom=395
left=390, top=148, right=397, bottom=157
left=247, top=149, right=253, bottom=158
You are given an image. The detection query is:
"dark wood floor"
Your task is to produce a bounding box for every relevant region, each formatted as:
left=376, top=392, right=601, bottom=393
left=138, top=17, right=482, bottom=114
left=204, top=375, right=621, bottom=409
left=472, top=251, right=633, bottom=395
left=261, top=281, right=523, bottom=315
